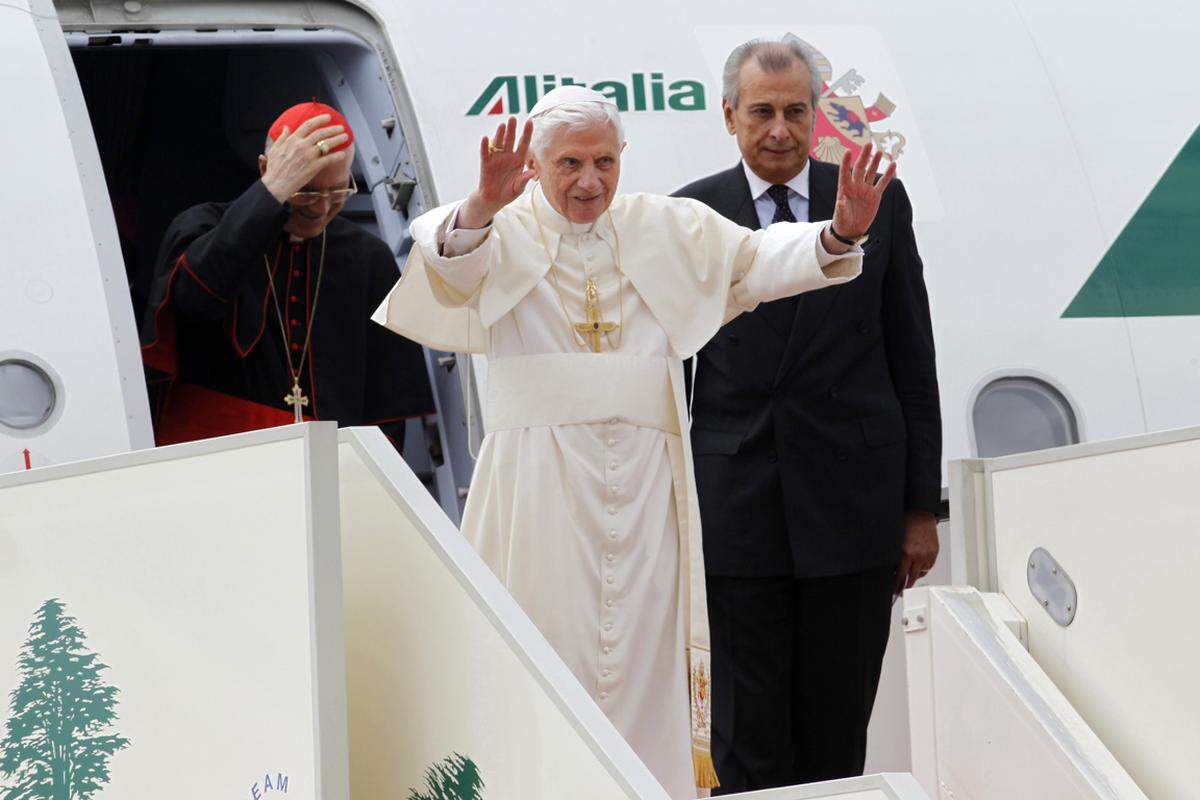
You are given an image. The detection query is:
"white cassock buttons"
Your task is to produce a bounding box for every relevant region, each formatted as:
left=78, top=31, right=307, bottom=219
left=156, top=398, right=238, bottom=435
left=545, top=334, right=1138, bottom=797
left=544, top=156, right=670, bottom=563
left=599, top=691, right=608, bottom=699
left=607, top=506, right=617, bottom=515
left=608, top=529, right=617, bottom=539
left=607, top=438, right=616, bottom=447
left=602, top=669, right=611, bottom=677
left=606, top=576, right=615, bottom=584
left=603, top=646, right=612, bottom=654
left=606, top=553, right=615, bottom=562
left=606, top=599, right=613, bottom=607
left=604, top=622, right=613, bottom=631
left=609, top=461, right=618, bottom=470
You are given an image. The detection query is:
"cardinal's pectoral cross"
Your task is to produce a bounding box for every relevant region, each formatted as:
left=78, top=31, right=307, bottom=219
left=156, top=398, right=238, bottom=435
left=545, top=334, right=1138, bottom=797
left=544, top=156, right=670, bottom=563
left=284, top=377, right=309, bottom=424
left=572, top=278, right=620, bottom=353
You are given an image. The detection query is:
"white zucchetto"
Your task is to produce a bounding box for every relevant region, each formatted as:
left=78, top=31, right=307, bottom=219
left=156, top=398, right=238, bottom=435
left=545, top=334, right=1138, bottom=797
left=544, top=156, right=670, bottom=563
left=528, top=85, right=617, bottom=117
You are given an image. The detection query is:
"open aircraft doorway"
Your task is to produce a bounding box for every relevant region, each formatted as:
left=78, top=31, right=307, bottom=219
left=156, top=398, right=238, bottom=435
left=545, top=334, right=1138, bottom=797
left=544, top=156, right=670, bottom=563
left=54, top=6, right=479, bottom=520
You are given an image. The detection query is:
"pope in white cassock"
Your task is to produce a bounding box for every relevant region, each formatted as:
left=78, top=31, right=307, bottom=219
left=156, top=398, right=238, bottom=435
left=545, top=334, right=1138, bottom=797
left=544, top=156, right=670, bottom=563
left=374, top=85, right=895, bottom=798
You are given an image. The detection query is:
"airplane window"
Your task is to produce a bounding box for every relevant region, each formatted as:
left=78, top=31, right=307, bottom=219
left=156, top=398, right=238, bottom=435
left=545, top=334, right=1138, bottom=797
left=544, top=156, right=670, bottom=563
left=0, top=360, right=57, bottom=430
left=972, top=377, right=1079, bottom=458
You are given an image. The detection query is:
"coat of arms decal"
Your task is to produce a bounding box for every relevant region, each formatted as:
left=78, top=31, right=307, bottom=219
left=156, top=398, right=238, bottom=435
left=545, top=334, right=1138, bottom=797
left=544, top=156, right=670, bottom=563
left=783, top=33, right=908, bottom=166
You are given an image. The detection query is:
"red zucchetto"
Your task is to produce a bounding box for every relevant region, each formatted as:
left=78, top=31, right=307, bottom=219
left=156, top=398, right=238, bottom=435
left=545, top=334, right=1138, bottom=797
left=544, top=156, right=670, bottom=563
left=267, top=101, right=354, bottom=151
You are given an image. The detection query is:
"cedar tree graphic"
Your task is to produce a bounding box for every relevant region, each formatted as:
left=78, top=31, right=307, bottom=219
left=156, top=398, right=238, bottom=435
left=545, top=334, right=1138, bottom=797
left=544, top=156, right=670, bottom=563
left=0, top=599, right=130, bottom=800
left=406, top=752, right=484, bottom=800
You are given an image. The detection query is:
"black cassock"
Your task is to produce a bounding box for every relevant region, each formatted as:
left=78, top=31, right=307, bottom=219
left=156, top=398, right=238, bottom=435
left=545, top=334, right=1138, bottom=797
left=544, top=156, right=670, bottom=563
left=140, top=180, right=433, bottom=450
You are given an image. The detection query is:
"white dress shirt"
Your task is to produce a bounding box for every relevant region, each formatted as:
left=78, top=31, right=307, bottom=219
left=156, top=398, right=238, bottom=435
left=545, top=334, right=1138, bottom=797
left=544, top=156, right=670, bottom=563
left=744, top=159, right=811, bottom=227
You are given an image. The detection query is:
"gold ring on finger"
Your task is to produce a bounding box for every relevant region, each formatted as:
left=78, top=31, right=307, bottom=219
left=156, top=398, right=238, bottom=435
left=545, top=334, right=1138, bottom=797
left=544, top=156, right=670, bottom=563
left=316, top=139, right=330, bottom=156
left=488, top=141, right=503, bottom=154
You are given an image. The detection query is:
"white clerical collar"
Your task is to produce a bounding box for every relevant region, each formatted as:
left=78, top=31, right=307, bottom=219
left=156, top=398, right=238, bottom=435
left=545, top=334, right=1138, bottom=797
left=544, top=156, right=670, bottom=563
left=533, top=182, right=598, bottom=236
left=742, top=160, right=810, bottom=202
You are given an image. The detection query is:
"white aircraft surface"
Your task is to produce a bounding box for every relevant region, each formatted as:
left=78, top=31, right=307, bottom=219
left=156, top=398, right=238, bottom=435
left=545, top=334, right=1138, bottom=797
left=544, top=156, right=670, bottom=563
left=1, top=0, right=1197, bottom=796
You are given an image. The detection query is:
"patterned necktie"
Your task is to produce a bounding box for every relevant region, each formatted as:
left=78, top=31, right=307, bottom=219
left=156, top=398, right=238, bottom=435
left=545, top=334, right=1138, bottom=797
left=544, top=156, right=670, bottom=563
left=756, top=184, right=800, bottom=337
left=767, top=184, right=796, bottom=224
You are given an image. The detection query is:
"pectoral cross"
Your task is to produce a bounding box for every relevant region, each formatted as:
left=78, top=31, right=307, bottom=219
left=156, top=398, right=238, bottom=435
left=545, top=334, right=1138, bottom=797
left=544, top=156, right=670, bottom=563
left=284, top=377, right=309, bottom=423
left=572, top=278, right=619, bottom=353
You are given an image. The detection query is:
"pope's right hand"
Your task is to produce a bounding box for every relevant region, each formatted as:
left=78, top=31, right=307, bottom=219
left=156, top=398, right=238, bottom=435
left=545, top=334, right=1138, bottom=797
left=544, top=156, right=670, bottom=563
left=260, top=114, right=350, bottom=204
left=458, top=116, right=535, bottom=229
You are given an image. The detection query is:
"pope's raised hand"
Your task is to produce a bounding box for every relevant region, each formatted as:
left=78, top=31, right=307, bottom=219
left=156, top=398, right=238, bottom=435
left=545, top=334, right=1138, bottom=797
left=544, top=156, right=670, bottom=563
left=829, top=142, right=897, bottom=244
left=458, top=116, right=536, bottom=229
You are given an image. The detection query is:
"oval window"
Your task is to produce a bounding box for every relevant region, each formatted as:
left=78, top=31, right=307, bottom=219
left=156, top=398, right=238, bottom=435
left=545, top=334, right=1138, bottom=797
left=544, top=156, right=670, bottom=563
left=972, top=377, right=1079, bottom=458
left=0, top=360, right=57, bottom=430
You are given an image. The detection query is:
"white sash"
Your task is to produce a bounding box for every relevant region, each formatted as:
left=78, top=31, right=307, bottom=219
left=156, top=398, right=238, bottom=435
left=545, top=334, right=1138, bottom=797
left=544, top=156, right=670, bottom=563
left=485, top=353, right=677, bottom=434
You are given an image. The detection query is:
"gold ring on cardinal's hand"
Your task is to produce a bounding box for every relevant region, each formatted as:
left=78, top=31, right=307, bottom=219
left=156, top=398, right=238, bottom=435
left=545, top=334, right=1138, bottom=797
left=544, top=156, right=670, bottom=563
left=488, top=141, right=504, bottom=154
left=316, top=140, right=330, bottom=156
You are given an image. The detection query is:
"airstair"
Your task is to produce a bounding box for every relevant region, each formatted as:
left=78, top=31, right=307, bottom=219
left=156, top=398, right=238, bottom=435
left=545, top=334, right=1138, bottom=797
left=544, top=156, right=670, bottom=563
left=900, top=427, right=1200, bottom=799
left=0, top=424, right=927, bottom=799
left=1, top=423, right=1193, bottom=797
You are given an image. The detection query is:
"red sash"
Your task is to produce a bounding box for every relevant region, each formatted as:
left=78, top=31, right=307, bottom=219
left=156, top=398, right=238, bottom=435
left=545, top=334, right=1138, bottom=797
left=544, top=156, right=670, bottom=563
left=155, top=382, right=303, bottom=446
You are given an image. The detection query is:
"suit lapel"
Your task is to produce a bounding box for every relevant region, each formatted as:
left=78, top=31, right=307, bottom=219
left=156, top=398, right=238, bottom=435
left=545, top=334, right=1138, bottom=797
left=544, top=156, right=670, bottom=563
left=719, top=163, right=760, bottom=231
left=772, top=159, right=846, bottom=386
left=807, top=158, right=836, bottom=224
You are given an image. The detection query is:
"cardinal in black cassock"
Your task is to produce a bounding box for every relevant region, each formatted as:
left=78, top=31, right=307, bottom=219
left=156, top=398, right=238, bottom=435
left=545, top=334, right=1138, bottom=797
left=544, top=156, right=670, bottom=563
left=140, top=101, right=432, bottom=450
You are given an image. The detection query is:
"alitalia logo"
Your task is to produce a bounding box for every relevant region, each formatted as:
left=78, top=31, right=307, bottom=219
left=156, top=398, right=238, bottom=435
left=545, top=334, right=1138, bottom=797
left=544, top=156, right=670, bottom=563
left=467, top=73, right=707, bottom=115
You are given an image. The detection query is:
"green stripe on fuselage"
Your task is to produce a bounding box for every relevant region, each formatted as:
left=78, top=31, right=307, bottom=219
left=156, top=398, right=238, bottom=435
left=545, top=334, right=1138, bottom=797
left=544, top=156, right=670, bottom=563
left=1063, top=123, right=1200, bottom=318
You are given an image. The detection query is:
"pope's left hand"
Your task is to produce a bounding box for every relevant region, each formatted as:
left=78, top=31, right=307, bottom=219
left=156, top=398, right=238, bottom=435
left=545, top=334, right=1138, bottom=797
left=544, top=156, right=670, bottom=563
left=831, top=142, right=897, bottom=241
left=894, top=509, right=939, bottom=596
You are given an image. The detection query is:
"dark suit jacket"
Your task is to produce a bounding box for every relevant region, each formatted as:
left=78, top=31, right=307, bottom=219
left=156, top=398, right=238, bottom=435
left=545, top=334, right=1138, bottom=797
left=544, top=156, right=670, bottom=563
left=674, top=160, right=941, bottom=578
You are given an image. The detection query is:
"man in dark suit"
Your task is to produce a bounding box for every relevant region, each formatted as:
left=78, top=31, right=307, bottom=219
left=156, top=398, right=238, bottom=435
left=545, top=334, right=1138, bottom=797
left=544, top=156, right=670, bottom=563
left=674, top=39, right=942, bottom=792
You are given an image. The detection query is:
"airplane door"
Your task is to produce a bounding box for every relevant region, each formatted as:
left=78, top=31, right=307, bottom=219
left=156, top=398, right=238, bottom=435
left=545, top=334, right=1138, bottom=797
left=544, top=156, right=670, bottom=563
left=0, top=0, right=151, bottom=472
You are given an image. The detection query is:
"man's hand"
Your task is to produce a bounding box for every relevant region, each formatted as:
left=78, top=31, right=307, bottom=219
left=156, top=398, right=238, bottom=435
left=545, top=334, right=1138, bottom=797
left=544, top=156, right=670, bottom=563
left=895, top=510, right=939, bottom=596
left=261, top=114, right=350, bottom=204
left=821, top=143, right=897, bottom=254
left=458, top=116, right=536, bottom=229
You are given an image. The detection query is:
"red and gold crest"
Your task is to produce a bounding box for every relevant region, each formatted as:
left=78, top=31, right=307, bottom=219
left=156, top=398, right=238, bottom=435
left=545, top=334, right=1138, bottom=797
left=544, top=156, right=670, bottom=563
left=784, top=34, right=908, bottom=166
